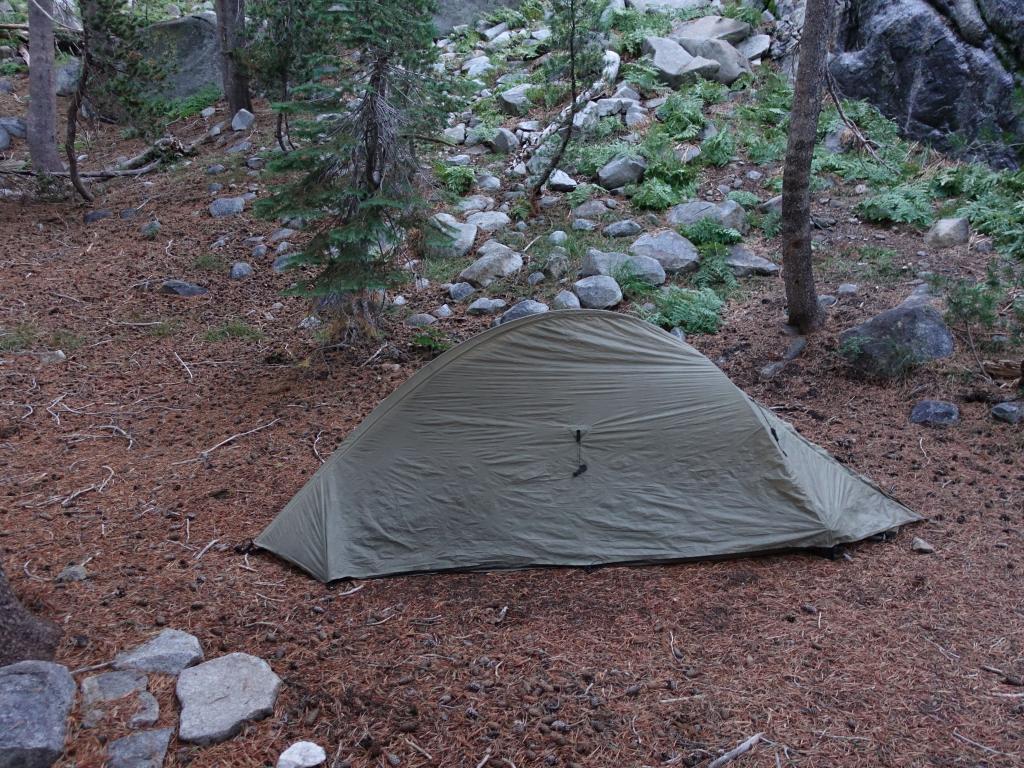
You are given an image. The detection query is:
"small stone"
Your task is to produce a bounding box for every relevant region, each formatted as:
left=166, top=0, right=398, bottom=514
left=277, top=741, right=327, bottom=768
left=130, top=691, right=160, bottom=729
left=572, top=218, right=597, bottom=232
left=55, top=563, right=87, bottom=583
left=448, top=282, right=476, bottom=301
left=159, top=280, right=208, bottom=298
left=140, top=220, right=161, bottom=240
left=209, top=197, right=245, bottom=218
left=252, top=244, right=269, bottom=259
left=552, top=290, right=581, bottom=310
left=245, top=156, right=265, bottom=170
left=548, top=170, right=577, bottom=193
left=669, top=327, right=686, bottom=342
left=910, top=400, right=959, bottom=427
left=597, top=155, right=646, bottom=189
left=498, top=300, right=549, bottom=325
left=107, top=728, right=173, bottom=768
left=837, top=283, right=859, bottom=298
left=992, top=402, right=1023, bottom=425
left=528, top=271, right=545, bottom=286
left=226, top=139, right=252, bottom=154
left=113, top=629, right=204, bottom=675
left=230, top=262, right=254, bottom=280
left=603, top=219, right=643, bottom=238
left=489, top=127, right=519, bottom=154
left=83, top=210, right=113, bottom=224
left=176, top=653, right=282, bottom=745
left=458, top=241, right=522, bottom=287
left=497, top=84, right=533, bottom=116
left=911, top=537, right=935, bottom=554
left=231, top=108, right=255, bottom=131
left=406, top=313, right=437, bottom=328
left=443, top=124, right=467, bottom=144
left=432, top=304, right=453, bottom=319
left=467, top=297, right=507, bottom=315
left=574, top=275, right=623, bottom=309
left=466, top=210, right=512, bottom=233
left=391, top=295, right=407, bottom=307
left=725, top=245, right=779, bottom=277
left=549, top=230, right=568, bottom=245
left=201, top=106, right=216, bottom=119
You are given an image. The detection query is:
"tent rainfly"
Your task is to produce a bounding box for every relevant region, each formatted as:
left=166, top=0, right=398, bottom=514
left=257, top=310, right=918, bottom=581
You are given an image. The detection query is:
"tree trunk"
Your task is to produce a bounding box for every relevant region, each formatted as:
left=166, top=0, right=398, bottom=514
left=65, top=4, right=93, bottom=202
left=27, top=0, right=64, bottom=174
left=780, top=0, right=835, bottom=333
left=0, top=561, right=61, bottom=667
left=215, top=0, right=252, bottom=116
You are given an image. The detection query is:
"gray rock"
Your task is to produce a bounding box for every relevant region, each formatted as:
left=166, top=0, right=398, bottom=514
left=448, top=282, right=476, bottom=301
left=0, top=127, right=8, bottom=151
left=0, top=80, right=12, bottom=94
left=602, top=219, right=643, bottom=238
left=528, top=271, right=546, bottom=286
left=760, top=195, right=783, bottom=216
left=572, top=218, right=598, bottom=231
left=463, top=55, right=493, bottom=79
left=839, top=303, right=954, bottom=378
left=667, top=199, right=748, bottom=233
left=597, top=155, right=646, bottom=189
left=489, top=127, right=519, bottom=154
left=553, top=290, right=582, bottom=310
left=477, top=173, right=502, bottom=192
left=498, top=299, right=549, bottom=324
left=925, top=218, right=970, bottom=249
left=573, top=199, right=610, bottom=219
left=676, top=37, right=751, bottom=85
left=497, top=84, right=532, bottom=116
left=642, top=36, right=720, bottom=88
left=139, top=220, right=162, bottom=240
left=582, top=248, right=666, bottom=286
left=736, top=33, right=772, bottom=60
left=548, top=230, right=569, bottom=245
left=445, top=154, right=472, bottom=166
left=226, top=139, right=252, bottom=154
left=455, top=194, right=493, bottom=215
left=272, top=254, right=294, bottom=273
left=466, top=210, right=512, bottom=233
left=444, top=124, right=467, bottom=144
left=0, top=116, right=26, bottom=138
left=56, top=58, right=81, bottom=96
left=406, top=313, right=437, bottom=328
left=629, top=0, right=707, bottom=11
left=106, top=728, right=173, bottom=768
left=231, top=108, right=255, bottom=131
left=56, top=563, right=87, bottom=582
left=0, top=661, right=75, bottom=768
left=467, top=297, right=507, bottom=315
left=209, top=197, right=245, bottom=218
left=629, top=230, right=700, bottom=274
left=992, top=402, right=1023, bottom=424
left=277, top=741, right=327, bottom=768
left=113, top=628, right=204, bottom=675
left=81, top=670, right=147, bottom=711
left=670, top=14, right=752, bottom=44
left=725, top=245, right=779, bottom=277
left=669, top=327, right=687, bottom=342
left=432, top=304, right=453, bottom=319
left=910, top=400, right=960, bottom=427
left=544, top=249, right=570, bottom=279
left=83, top=209, right=113, bottom=224
left=177, top=653, right=282, bottom=745
left=140, top=14, right=221, bottom=101
left=130, top=692, right=160, bottom=729
left=426, top=213, right=477, bottom=259
left=159, top=280, right=208, bottom=297
left=572, top=100, right=601, bottom=133
left=838, top=282, right=859, bottom=298
left=230, top=262, right=254, bottom=280
left=911, top=537, right=935, bottom=554
left=574, top=275, right=623, bottom=309
left=548, top=170, right=577, bottom=192
left=458, top=241, right=523, bottom=287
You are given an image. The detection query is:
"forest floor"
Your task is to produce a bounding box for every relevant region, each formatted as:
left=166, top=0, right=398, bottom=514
left=2, top=79, right=1024, bottom=768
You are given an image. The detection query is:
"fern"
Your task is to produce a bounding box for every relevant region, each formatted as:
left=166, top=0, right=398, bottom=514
left=700, top=129, right=736, bottom=167
left=727, top=190, right=761, bottom=208
left=856, top=183, right=935, bottom=228
left=435, top=164, right=476, bottom=195
left=608, top=8, right=672, bottom=55
left=641, top=286, right=725, bottom=335
left=681, top=218, right=743, bottom=247
left=628, top=178, right=682, bottom=211
left=655, top=92, right=706, bottom=142
left=693, top=243, right=739, bottom=296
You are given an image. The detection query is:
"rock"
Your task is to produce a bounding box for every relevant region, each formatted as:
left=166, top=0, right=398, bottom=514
left=455, top=195, right=493, bottom=215
left=406, top=313, right=437, bottom=328
left=760, top=195, right=783, bottom=215
left=140, top=14, right=221, bottom=101
left=278, top=741, right=327, bottom=768
left=574, top=275, right=623, bottom=309
left=602, top=219, right=643, bottom=238
left=113, top=628, right=204, bottom=675
left=992, top=402, right=1023, bottom=424
left=0, top=116, right=26, bottom=138
left=445, top=154, right=472, bottom=166
left=549, top=230, right=569, bottom=245
left=231, top=108, right=255, bottom=131
left=528, top=271, right=545, bottom=286
left=910, top=400, right=960, bottom=427
left=725, top=245, right=779, bottom=276
left=272, top=255, right=294, bottom=273
left=159, top=280, right=208, bottom=297
left=477, top=173, right=502, bottom=192
left=463, top=55, right=493, bottom=78
left=432, top=304, right=453, bottom=319
left=467, top=297, right=507, bottom=315
left=582, top=248, right=666, bottom=286
left=498, top=300, right=549, bottom=325
left=0, top=127, right=8, bottom=152
left=55, top=563, right=87, bottom=582
left=444, top=124, right=467, bottom=144
left=669, top=327, right=687, bottom=342
left=911, top=537, right=935, bottom=554
left=230, top=262, right=254, bottom=280
left=0, top=80, right=12, bottom=94
left=642, top=36, right=720, bottom=88
left=573, top=199, right=609, bottom=219
left=572, top=218, right=597, bottom=231
left=131, top=692, right=160, bottom=729
left=426, top=213, right=477, bottom=259
left=0, top=661, right=75, bottom=768
left=550, top=290, right=580, bottom=310
left=597, top=155, right=646, bottom=189
left=209, top=197, right=245, bottom=218
left=226, top=139, right=251, bottom=154
left=55, top=58, right=81, bottom=96
left=83, top=209, right=113, bottom=224
left=667, top=199, right=748, bottom=233
left=544, top=249, right=570, bottom=279
left=670, top=14, right=752, bottom=43
left=676, top=38, right=752, bottom=85
left=630, top=0, right=707, bottom=11
left=106, top=728, right=173, bottom=768
left=838, top=282, right=859, bottom=297
left=548, top=170, right=577, bottom=192
left=629, top=231, right=700, bottom=274
left=737, top=33, right=772, bottom=60
left=81, top=670, right=148, bottom=721
left=246, top=156, right=265, bottom=171
left=458, top=241, right=523, bottom=287
left=177, top=653, right=282, bottom=745
left=139, top=220, right=161, bottom=240
left=466, top=211, right=512, bottom=233
left=489, top=127, right=519, bottom=154
left=448, top=282, right=476, bottom=301
left=497, top=84, right=532, bottom=116
left=572, top=100, right=601, bottom=133
left=925, top=218, right=970, bottom=249
left=839, top=303, right=954, bottom=378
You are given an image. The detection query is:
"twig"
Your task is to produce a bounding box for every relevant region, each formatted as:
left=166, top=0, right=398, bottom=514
left=94, top=424, right=133, bottom=449
left=194, top=538, right=220, bottom=560
left=71, top=660, right=113, bottom=675
left=404, top=739, right=432, bottom=761
left=337, top=584, right=364, bottom=597
left=475, top=749, right=492, bottom=768
left=23, top=560, right=49, bottom=583
left=174, top=351, right=194, bottom=382
left=953, top=730, right=1011, bottom=756
left=312, top=430, right=326, bottom=464
left=708, top=734, right=764, bottom=768
left=360, top=344, right=388, bottom=367
left=965, top=326, right=994, bottom=383
left=61, top=465, right=115, bottom=508
left=172, top=418, right=281, bottom=464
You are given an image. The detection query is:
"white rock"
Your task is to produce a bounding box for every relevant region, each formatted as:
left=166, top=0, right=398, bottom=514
left=278, top=741, right=327, bottom=768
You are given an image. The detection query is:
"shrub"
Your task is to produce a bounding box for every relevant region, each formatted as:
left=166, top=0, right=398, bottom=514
left=700, top=129, right=736, bottom=167
left=641, top=286, right=725, bottom=335
left=436, top=164, right=476, bottom=195
left=628, top=178, right=681, bottom=211
left=856, top=182, right=935, bottom=228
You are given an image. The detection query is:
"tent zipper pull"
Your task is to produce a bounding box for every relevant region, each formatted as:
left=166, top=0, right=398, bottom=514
left=573, top=429, right=588, bottom=477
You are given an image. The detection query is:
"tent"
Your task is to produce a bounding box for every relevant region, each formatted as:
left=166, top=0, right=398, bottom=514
left=257, top=310, right=917, bottom=581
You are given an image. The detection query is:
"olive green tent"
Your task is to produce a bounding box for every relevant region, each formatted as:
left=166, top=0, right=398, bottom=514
left=257, top=310, right=917, bottom=581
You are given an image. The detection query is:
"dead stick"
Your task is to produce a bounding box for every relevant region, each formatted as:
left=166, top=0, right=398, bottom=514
left=708, top=733, right=764, bottom=768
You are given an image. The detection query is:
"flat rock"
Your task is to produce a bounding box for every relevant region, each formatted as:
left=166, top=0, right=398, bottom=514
left=910, top=400, right=960, bottom=427
left=573, top=199, right=610, bottom=219
left=498, top=300, right=549, bottom=325
left=455, top=195, right=493, bottom=215
left=0, top=117, right=26, bottom=139
left=736, top=33, right=772, bottom=60
left=158, top=280, right=208, bottom=297
left=113, top=628, right=204, bottom=675
left=406, top=313, right=437, bottom=328
left=81, top=671, right=148, bottom=725
left=466, top=210, right=512, bottom=233
left=667, top=199, right=748, bottom=233
left=670, top=15, right=752, bottom=44
left=426, top=213, right=477, bottom=259
left=106, top=727, right=173, bottom=768
left=209, top=197, right=245, bottom=218
left=0, top=661, right=75, bottom=768
left=911, top=537, right=935, bottom=554
left=548, top=170, right=577, bottom=192
left=642, top=36, right=720, bottom=88
left=177, top=653, right=282, bottom=745
left=839, top=303, right=954, bottom=378
left=629, top=230, right=700, bottom=273
left=925, top=218, right=970, bottom=249
left=597, top=155, right=646, bottom=189
left=992, top=402, right=1023, bottom=424
left=458, top=241, right=523, bottom=288
left=448, top=282, right=476, bottom=301
left=582, top=248, right=666, bottom=286
left=676, top=37, right=751, bottom=85
left=230, top=262, right=254, bottom=280
left=574, top=275, right=623, bottom=309
left=467, top=297, right=507, bottom=315
left=553, top=290, right=581, bottom=310
left=726, top=245, right=779, bottom=276
left=602, top=219, right=643, bottom=238
left=278, top=741, right=327, bottom=768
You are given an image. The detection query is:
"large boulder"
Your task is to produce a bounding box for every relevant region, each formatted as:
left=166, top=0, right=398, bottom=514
left=581, top=248, right=666, bottom=285
left=675, top=38, right=752, bottom=85
left=177, top=653, right=282, bottom=745
left=597, top=155, right=646, bottom=189
left=628, top=230, right=700, bottom=274
left=642, top=36, right=720, bottom=88
left=141, top=14, right=221, bottom=100
left=669, top=15, right=753, bottom=44
left=667, top=200, right=748, bottom=233
left=574, top=276, right=623, bottom=309
left=458, top=240, right=523, bottom=287
left=426, top=213, right=477, bottom=259
left=839, top=302, right=955, bottom=378
left=0, top=661, right=75, bottom=768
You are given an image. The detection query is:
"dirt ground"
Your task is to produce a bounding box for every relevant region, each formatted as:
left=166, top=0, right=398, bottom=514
left=2, top=85, right=1023, bottom=768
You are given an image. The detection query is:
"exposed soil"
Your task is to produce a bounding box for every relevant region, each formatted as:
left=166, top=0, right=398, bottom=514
left=1, top=81, right=1023, bottom=768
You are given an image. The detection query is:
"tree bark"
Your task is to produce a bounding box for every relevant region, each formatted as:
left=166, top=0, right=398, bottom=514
left=0, top=561, right=61, bottom=667
left=215, top=0, right=252, bottom=116
left=27, top=0, right=64, bottom=174
left=780, top=0, right=835, bottom=333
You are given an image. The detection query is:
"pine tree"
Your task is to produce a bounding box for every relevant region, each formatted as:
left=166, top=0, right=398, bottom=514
left=257, top=0, right=451, bottom=340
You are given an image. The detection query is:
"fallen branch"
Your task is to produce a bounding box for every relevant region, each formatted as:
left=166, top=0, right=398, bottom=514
left=708, top=733, right=764, bottom=768
left=173, top=418, right=281, bottom=465
left=60, top=465, right=115, bottom=508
